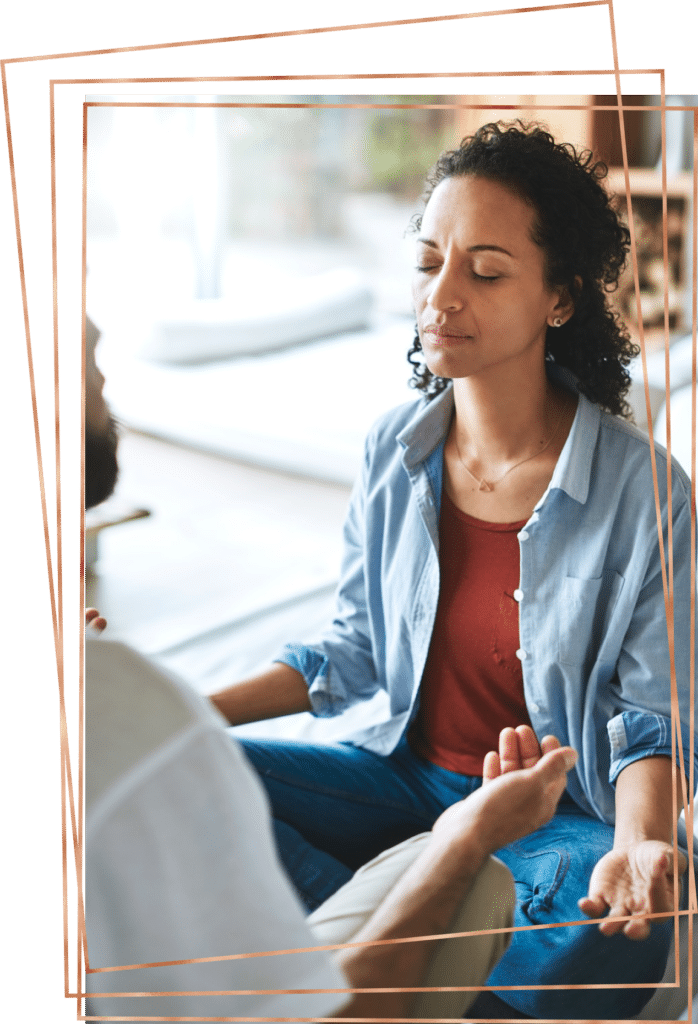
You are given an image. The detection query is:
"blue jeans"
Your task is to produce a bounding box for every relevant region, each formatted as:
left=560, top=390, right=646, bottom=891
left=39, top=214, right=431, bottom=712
left=237, top=735, right=675, bottom=1019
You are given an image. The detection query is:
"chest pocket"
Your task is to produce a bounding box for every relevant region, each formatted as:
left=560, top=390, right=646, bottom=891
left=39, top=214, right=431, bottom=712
left=557, top=571, right=624, bottom=666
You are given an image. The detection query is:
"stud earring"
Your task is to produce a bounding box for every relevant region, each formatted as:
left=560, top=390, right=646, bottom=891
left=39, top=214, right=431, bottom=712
left=552, top=317, right=563, bottom=327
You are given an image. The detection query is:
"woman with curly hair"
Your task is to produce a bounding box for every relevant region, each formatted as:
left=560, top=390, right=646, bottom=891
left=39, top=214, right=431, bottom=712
left=210, top=122, right=693, bottom=1019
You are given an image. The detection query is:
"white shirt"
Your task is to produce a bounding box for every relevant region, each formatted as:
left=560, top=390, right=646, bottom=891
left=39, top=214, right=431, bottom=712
left=85, top=637, right=347, bottom=1020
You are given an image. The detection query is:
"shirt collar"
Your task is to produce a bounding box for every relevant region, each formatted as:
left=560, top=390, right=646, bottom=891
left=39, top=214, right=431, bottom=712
left=541, top=387, right=600, bottom=507
left=397, top=386, right=455, bottom=470
left=397, top=364, right=601, bottom=507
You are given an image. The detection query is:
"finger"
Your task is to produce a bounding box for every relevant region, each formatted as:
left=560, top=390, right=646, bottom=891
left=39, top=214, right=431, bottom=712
left=540, top=735, right=562, bottom=755
left=499, top=727, right=521, bottom=773
left=623, top=916, right=652, bottom=941
left=590, top=895, right=633, bottom=936
left=515, top=725, right=542, bottom=768
left=598, top=916, right=628, bottom=936
left=85, top=608, right=100, bottom=623
left=534, top=746, right=578, bottom=782
left=482, top=750, right=501, bottom=784
left=578, top=894, right=608, bottom=919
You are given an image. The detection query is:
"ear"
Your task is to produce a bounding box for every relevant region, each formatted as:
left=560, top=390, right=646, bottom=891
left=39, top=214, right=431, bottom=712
left=548, top=276, right=580, bottom=328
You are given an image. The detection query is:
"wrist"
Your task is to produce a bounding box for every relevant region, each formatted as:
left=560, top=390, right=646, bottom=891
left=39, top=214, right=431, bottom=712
left=429, top=818, right=490, bottom=881
left=613, top=757, right=679, bottom=851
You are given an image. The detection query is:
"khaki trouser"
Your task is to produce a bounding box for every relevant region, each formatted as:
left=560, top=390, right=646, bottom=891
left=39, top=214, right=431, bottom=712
left=308, top=832, right=516, bottom=1018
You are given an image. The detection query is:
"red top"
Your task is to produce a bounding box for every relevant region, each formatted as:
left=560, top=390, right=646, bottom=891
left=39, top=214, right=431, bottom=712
left=408, top=492, right=532, bottom=775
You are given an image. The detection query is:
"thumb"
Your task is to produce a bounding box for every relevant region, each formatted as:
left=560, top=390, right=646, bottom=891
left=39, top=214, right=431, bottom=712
left=535, top=746, right=578, bottom=779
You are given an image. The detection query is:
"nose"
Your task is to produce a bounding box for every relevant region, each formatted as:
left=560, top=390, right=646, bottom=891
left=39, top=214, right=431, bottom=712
left=426, top=263, right=464, bottom=313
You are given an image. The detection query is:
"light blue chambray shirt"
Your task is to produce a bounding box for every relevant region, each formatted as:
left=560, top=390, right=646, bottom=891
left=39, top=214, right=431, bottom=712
left=279, top=368, right=695, bottom=828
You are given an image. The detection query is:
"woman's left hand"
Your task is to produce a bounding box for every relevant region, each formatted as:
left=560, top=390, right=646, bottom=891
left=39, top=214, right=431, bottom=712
left=578, top=841, right=686, bottom=940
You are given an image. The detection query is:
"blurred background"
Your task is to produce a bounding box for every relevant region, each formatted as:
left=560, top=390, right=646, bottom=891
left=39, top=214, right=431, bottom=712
left=85, top=94, right=696, bottom=738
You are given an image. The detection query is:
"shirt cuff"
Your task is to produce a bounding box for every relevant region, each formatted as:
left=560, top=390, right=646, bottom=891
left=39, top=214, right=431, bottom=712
left=274, top=644, right=343, bottom=718
left=608, top=710, right=694, bottom=786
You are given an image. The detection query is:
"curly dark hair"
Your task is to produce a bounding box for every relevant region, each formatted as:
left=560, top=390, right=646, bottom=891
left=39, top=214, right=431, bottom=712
left=407, top=120, right=638, bottom=418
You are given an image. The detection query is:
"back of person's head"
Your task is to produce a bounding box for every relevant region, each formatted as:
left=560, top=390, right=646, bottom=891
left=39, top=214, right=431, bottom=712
left=85, top=316, right=119, bottom=509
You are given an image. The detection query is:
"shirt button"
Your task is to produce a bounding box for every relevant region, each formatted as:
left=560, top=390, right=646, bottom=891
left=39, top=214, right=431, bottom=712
left=516, top=648, right=528, bottom=660
left=513, top=588, right=524, bottom=602
left=529, top=701, right=540, bottom=713
left=518, top=530, right=529, bottom=541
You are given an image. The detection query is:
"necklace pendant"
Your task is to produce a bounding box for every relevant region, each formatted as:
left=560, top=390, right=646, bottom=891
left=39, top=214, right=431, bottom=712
left=479, top=478, right=493, bottom=492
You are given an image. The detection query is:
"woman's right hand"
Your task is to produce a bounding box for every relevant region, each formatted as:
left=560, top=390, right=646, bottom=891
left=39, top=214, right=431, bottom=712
left=432, top=727, right=577, bottom=858
left=482, top=725, right=562, bottom=782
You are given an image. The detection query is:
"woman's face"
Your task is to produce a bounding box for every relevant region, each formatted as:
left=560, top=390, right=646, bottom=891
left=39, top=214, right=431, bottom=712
left=412, top=174, right=566, bottom=384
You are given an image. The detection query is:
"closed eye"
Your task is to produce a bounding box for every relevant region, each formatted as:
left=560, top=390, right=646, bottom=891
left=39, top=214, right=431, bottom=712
left=415, top=265, right=440, bottom=273
left=473, top=272, right=500, bottom=282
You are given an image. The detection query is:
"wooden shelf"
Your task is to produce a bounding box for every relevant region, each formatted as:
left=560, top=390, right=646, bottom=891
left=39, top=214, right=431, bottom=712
left=606, top=167, right=693, bottom=198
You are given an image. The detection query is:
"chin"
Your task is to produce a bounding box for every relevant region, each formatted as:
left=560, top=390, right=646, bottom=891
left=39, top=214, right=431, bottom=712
left=424, top=354, right=476, bottom=381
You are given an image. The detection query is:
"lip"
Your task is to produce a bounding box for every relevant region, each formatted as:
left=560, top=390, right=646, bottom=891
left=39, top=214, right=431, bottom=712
left=424, top=325, right=474, bottom=341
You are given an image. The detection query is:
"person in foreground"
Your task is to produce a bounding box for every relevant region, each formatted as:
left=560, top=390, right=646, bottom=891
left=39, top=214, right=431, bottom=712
left=210, top=122, right=694, bottom=1019
left=82, top=317, right=578, bottom=1020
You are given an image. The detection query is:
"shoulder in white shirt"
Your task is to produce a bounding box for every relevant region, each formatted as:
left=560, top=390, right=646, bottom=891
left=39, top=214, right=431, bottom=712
left=85, top=636, right=347, bottom=1021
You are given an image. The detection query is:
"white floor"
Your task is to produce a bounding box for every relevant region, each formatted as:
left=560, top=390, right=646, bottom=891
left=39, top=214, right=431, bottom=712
left=86, top=427, right=390, bottom=741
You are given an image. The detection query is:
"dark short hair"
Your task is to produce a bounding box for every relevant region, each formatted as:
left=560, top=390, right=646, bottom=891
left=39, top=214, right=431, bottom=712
left=85, top=416, right=119, bottom=510
left=408, top=120, right=638, bottom=418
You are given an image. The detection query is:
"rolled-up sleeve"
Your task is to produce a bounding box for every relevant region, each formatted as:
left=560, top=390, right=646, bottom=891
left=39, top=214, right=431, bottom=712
left=608, top=710, right=693, bottom=785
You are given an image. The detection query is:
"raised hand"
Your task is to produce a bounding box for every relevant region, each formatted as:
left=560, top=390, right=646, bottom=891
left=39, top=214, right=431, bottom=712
left=483, top=725, right=562, bottom=783
left=433, top=729, right=577, bottom=858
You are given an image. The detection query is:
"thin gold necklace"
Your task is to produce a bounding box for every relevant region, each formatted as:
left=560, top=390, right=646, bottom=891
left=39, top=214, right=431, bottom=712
left=453, top=403, right=566, bottom=493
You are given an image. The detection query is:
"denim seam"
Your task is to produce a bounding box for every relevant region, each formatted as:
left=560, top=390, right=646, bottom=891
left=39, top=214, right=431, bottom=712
left=507, top=846, right=571, bottom=912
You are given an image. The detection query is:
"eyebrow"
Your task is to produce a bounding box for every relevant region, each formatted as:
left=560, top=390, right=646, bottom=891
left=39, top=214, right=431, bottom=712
left=417, top=237, right=513, bottom=257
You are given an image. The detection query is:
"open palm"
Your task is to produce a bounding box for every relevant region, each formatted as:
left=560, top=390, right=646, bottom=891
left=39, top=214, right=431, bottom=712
left=578, top=841, right=685, bottom=940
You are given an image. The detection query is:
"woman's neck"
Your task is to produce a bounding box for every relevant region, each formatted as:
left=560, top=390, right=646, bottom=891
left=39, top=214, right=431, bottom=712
left=443, top=361, right=578, bottom=523
left=451, top=367, right=560, bottom=466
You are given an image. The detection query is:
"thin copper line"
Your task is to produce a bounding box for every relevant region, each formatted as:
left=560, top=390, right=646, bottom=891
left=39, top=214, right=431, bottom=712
left=50, top=67, right=664, bottom=83
left=608, top=0, right=684, bottom=807
left=76, top=98, right=90, bottom=998
left=608, top=7, right=687, bottom=975
left=67, top=75, right=680, bottom=995
left=688, top=898, right=694, bottom=1024
left=83, top=981, right=675, bottom=997
left=4, top=0, right=679, bottom=1015
left=659, top=81, right=691, bottom=892
left=83, top=102, right=688, bottom=113
left=61, top=727, right=70, bottom=994
left=73, top=1015, right=691, bottom=1024
left=3, top=2, right=609, bottom=64
left=684, top=107, right=698, bottom=915
left=85, top=909, right=689, bottom=973
left=0, top=70, right=59, bottom=641
left=660, top=89, right=676, bottom=671
left=74, top=1015, right=679, bottom=1024
left=659, top=93, right=685, bottom=957
left=55, top=29, right=667, bottom=1015
left=68, top=64, right=667, bottom=1015
left=51, top=72, right=83, bottom=998
left=50, top=71, right=75, bottom=1003
left=4, top=49, right=69, bottom=994
left=51, top=80, right=62, bottom=651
